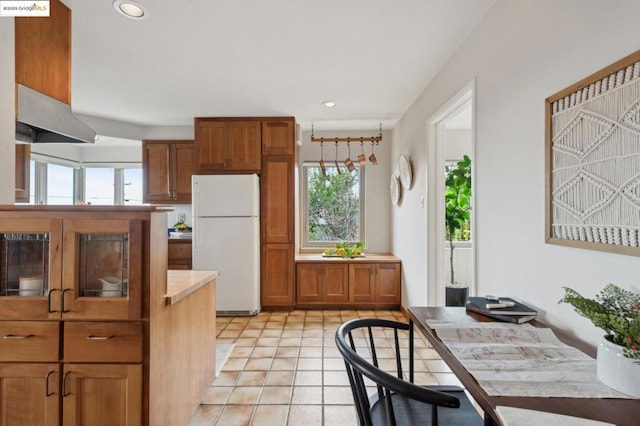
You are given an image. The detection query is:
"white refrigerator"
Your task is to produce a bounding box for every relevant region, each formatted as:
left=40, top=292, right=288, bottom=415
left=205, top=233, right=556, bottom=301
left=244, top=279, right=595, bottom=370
left=192, top=174, right=260, bottom=315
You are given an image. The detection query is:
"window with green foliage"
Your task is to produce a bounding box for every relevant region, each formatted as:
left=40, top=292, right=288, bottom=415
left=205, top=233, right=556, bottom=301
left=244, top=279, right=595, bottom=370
left=302, top=163, right=364, bottom=247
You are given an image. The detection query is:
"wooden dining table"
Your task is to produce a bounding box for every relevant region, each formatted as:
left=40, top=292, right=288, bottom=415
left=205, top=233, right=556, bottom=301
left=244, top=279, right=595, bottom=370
left=407, top=306, right=640, bottom=426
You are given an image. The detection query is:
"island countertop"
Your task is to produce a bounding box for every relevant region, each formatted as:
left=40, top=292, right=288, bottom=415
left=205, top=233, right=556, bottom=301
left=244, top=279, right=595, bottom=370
left=165, top=270, right=218, bottom=305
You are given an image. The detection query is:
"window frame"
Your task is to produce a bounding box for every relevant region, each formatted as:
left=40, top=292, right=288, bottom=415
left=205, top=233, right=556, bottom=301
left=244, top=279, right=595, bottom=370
left=300, top=161, right=365, bottom=250
left=28, top=155, right=142, bottom=205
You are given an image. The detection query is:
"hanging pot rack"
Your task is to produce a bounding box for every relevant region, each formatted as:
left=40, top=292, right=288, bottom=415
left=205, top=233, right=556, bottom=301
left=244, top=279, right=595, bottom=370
left=310, top=123, right=383, bottom=144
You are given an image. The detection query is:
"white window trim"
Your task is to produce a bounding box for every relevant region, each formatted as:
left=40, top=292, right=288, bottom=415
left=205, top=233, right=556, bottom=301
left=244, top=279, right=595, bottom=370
left=300, top=161, right=365, bottom=251
left=29, top=156, right=141, bottom=205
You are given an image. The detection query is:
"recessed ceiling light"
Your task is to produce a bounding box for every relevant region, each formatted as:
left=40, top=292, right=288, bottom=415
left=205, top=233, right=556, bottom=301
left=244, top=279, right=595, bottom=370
left=113, top=0, right=147, bottom=19
left=321, top=101, right=337, bottom=108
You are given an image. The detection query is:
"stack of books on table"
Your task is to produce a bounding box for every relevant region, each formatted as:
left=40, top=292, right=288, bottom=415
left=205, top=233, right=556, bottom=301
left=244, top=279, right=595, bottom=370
left=465, top=296, right=537, bottom=324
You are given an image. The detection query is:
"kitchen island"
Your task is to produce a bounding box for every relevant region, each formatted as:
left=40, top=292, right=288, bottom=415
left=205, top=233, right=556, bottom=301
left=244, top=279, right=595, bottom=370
left=0, top=206, right=217, bottom=426
left=150, top=269, right=217, bottom=426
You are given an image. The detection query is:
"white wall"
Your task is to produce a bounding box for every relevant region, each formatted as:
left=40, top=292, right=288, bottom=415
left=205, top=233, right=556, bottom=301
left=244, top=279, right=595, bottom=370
left=298, top=129, right=392, bottom=253
left=444, top=129, right=471, bottom=162
left=392, top=0, right=640, bottom=348
left=0, top=18, right=15, bottom=204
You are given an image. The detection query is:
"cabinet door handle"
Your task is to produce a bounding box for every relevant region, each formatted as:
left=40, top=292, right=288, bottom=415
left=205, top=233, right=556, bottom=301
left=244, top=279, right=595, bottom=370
left=62, top=371, right=72, bottom=397
left=45, top=370, right=56, bottom=397
left=47, top=289, right=59, bottom=313
left=3, top=334, right=34, bottom=339
left=61, top=288, right=72, bottom=313
left=87, top=335, right=115, bottom=340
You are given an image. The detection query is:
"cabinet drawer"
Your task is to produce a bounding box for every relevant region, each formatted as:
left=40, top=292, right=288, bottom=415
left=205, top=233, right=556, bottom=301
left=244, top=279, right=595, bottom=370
left=0, top=321, right=59, bottom=362
left=168, top=241, right=192, bottom=260
left=64, top=322, right=142, bottom=363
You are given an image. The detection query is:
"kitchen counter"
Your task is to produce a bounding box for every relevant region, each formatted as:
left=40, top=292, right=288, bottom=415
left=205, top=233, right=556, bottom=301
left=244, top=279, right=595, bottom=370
left=165, top=269, right=217, bottom=305
left=295, top=253, right=401, bottom=263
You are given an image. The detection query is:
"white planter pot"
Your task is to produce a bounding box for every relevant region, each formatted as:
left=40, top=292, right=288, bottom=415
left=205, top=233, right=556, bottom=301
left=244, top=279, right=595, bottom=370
left=597, top=336, right=640, bottom=397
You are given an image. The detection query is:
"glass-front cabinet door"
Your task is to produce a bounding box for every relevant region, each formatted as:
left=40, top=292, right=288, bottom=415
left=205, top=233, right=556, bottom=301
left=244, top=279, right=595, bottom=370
left=0, top=219, right=63, bottom=320
left=62, top=219, right=142, bottom=320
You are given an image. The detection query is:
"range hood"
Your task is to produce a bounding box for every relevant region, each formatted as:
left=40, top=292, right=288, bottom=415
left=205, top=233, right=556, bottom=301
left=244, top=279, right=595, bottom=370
left=15, top=84, right=96, bottom=144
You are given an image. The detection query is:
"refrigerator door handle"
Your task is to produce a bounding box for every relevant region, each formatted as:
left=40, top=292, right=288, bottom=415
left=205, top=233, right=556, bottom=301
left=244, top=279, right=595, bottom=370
left=193, top=215, right=200, bottom=251
left=192, top=177, right=199, bottom=251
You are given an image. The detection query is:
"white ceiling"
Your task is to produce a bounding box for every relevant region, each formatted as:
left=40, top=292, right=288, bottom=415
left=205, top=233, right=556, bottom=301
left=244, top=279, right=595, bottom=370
left=62, top=0, right=494, bottom=133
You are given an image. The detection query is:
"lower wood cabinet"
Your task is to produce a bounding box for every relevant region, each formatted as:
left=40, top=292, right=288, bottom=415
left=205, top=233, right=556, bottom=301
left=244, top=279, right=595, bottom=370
left=62, top=363, right=142, bottom=426
left=295, top=255, right=401, bottom=308
left=168, top=239, right=192, bottom=270
left=0, top=363, right=141, bottom=426
left=0, top=363, right=59, bottom=426
left=261, top=243, right=294, bottom=308
left=297, top=264, right=349, bottom=304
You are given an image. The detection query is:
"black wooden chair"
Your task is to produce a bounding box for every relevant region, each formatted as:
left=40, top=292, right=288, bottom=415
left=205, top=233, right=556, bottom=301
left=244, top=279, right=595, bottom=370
left=335, top=318, right=484, bottom=426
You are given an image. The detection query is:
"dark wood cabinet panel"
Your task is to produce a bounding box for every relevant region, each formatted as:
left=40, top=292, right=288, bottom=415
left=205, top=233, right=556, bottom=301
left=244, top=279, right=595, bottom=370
left=168, top=240, right=192, bottom=270
left=349, top=264, right=375, bottom=303
left=195, top=119, right=261, bottom=173
left=261, top=156, right=293, bottom=244
left=142, top=140, right=196, bottom=204
left=261, top=243, right=294, bottom=308
left=15, top=0, right=71, bottom=104
left=296, top=263, right=349, bottom=304
left=295, top=256, right=401, bottom=308
left=374, top=263, right=401, bottom=305
left=262, top=119, right=295, bottom=155
left=172, top=143, right=197, bottom=203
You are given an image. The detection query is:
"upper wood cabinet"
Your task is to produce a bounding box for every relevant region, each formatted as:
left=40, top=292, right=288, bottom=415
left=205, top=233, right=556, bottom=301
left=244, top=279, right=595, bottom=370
left=0, top=217, right=142, bottom=321
left=15, top=144, right=30, bottom=203
left=261, top=155, right=294, bottom=244
left=262, top=119, right=295, bottom=155
left=194, top=119, right=261, bottom=173
left=142, top=140, right=196, bottom=204
left=15, top=0, right=71, bottom=104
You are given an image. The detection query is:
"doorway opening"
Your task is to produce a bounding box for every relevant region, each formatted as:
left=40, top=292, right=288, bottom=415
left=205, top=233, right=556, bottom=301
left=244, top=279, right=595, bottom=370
left=426, top=81, right=475, bottom=306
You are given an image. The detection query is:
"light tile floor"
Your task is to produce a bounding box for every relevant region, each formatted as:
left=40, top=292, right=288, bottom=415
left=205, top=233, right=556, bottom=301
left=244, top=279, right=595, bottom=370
left=188, top=309, right=463, bottom=426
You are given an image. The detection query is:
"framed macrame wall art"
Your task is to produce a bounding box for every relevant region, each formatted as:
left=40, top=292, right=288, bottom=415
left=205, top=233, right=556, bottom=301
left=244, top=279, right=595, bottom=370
left=545, top=49, right=640, bottom=256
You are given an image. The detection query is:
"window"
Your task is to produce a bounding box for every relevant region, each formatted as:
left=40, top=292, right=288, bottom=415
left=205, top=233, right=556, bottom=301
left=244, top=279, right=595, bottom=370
left=123, top=168, right=143, bottom=205
left=29, top=160, right=142, bottom=205
left=47, top=163, right=76, bottom=204
left=302, top=163, right=364, bottom=248
left=85, top=168, right=115, bottom=205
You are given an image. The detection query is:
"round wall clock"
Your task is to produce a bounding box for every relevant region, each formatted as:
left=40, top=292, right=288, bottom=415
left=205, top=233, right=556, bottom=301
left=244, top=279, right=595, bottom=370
left=398, top=154, right=413, bottom=189
left=390, top=175, right=401, bottom=206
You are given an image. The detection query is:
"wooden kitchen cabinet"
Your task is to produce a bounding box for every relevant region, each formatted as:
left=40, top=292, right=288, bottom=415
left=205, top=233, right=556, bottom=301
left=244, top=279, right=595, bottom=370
left=262, top=119, right=295, bottom=155
left=349, top=263, right=375, bottom=303
left=349, top=263, right=401, bottom=306
left=168, top=239, right=192, bottom=270
left=0, top=207, right=165, bottom=425
left=295, top=255, right=401, bottom=308
left=261, top=155, right=294, bottom=244
left=142, top=140, right=196, bottom=204
left=261, top=243, right=295, bottom=308
left=62, top=364, right=142, bottom=426
left=260, top=118, right=296, bottom=309
left=194, top=119, right=261, bottom=173
left=0, top=363, right=60, bottom=426
left=296, top=263, right=349, bottom=304
left=15, top=0, right=71, bottom=104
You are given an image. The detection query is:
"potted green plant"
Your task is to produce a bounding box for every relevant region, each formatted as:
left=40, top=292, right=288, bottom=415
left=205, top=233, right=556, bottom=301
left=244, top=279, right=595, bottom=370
left=559, top=284, right=640, bottom=396
left=444, top=155, right=471, bottom=306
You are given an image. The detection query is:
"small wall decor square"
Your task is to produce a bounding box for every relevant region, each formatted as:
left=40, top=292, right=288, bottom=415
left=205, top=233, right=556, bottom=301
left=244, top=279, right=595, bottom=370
left=545, top=50, right=640, bottom=256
